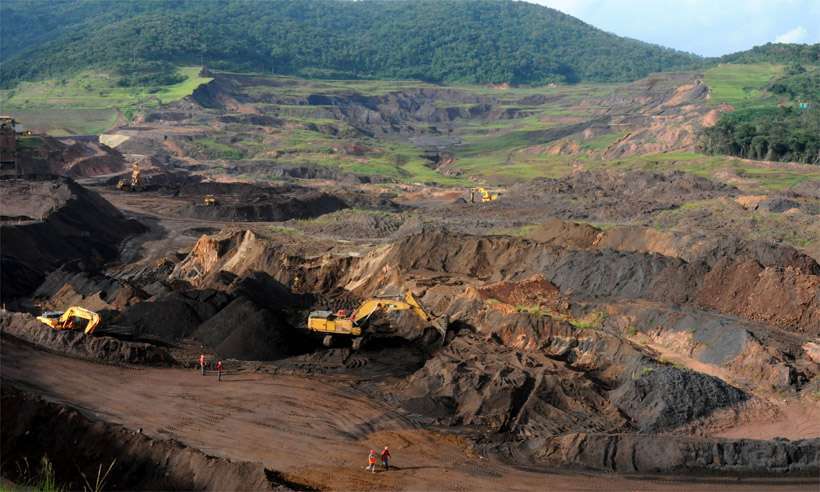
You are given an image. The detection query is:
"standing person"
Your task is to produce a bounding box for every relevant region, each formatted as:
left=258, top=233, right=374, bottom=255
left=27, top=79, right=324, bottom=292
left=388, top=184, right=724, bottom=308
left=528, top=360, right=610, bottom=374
left=367, top=449, right=378, bottom=473
left=381, top=446, right=391, bottom=471
left=216, top=360, right=224, bottom=382
left=199, top=353, right=206, bottom=376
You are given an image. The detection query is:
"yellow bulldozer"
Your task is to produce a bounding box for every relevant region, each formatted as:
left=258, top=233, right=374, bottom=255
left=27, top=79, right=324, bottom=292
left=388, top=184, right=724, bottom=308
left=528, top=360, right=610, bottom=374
left=117, top=163, right=143, bottom=192
left=469, top=187, right=500, bottom=203
left=36, top=306, right=102, bottom=335
left=307, top=292, right=447, bottom=350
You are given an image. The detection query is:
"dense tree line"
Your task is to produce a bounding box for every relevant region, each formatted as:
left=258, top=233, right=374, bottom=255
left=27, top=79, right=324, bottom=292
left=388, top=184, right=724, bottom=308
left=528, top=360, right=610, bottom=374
left=700, top=107, right=820, bottom=164
left=0, top=0, right=702, bottom=87
left=719, top=43, right=819, bottom=65
left=766, top=63, right=819, bottom=102
left=700, top=66, right=820, bottom=164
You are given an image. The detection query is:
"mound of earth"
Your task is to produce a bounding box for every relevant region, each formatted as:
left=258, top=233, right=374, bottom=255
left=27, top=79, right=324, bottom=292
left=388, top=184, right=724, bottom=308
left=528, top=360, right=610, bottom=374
left=0, top=176, right=144, bottom=301
left=34, top=268, right=148, bottom=311
left=192, top=297, right=309, bottom=361
left=0, top=313, right=173, bottom=366
left=159, top=181, right=349, bottom=222
left=477, top=275, right=569, bottom=315
left=15, top=136, right=127, bottom=178
left=610, top=365, right=748, bottom=432
left=1, top=386, right=306, bottom=491
left=527, top=218, right=820, bottom=272
left=504, top=170, right=736, bottom=220
left=291, top=209, right=404, bottom=239
left=396, top=334, right=627, bottom=434
left=115, top=289, right=231, bottom=341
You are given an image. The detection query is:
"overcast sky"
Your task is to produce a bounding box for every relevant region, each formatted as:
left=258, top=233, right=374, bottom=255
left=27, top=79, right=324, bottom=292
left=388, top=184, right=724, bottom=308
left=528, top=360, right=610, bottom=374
left=531, top=0, right=820, bottom=56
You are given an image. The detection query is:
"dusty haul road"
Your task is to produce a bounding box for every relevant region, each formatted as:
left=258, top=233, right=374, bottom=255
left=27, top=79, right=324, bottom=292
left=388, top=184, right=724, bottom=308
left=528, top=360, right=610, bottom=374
left=1, top=340, right=811, bottom=491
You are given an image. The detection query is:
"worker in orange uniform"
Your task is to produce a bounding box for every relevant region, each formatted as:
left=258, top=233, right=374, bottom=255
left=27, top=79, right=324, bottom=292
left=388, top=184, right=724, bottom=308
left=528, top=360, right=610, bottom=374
left=380, top=446, right=391, bottom=471
left=367, top=449, right=378, bottom=473
left=216, top=360, right=224, bottom=382
left=199, top=353, right=206, bottom=375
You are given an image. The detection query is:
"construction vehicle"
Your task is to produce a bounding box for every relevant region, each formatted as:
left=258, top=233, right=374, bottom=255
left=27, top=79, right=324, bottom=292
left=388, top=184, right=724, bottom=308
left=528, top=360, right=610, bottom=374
left=117, top=163, right=143, bottom=191
left=307, top=292, right=447, bottom=350
left=203, top=194, right=218, bottom=206
left=470, top=187, right=500, bottom=203
left=36, top=306, right=102, bottom=335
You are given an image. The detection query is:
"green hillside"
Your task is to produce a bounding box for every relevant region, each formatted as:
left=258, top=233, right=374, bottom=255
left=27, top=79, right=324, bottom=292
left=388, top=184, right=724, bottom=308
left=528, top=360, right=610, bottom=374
left=700, top=63, right=819, bottom=164
left=0, top=0, right=701, bottom=87
left=719, top=43, right=819, bottom=65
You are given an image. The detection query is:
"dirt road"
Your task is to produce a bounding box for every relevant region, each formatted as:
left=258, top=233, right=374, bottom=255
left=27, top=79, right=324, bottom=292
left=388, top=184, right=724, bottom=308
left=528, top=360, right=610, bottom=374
left=0, top=340, right=811, bottom=491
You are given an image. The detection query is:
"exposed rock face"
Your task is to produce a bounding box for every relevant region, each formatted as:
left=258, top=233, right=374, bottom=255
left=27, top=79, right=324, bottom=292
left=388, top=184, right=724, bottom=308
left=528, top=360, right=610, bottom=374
left=533, top=433, right=820, bottom=474
left=170, top=226, right=820, bottom=337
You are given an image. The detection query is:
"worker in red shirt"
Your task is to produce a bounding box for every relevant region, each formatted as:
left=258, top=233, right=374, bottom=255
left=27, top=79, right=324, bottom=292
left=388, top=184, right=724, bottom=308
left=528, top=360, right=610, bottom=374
left=216, top=360, right=224, bottom=382
left=198, top=354, right=206, bottom=375
left=381, top=446, right=391, bottom=471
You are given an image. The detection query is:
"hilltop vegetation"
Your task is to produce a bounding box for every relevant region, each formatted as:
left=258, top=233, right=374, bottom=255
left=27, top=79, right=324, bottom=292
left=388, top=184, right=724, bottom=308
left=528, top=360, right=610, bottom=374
left=0, top=0, right=701, bottom=86
left=719, top=43, right=819, bottom=65
left=701, top=63, right=820, bottom=164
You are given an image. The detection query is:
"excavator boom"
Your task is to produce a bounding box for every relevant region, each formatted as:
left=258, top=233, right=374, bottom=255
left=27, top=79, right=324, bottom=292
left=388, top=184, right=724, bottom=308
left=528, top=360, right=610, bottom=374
left=306, top=291, right=447, bottom=346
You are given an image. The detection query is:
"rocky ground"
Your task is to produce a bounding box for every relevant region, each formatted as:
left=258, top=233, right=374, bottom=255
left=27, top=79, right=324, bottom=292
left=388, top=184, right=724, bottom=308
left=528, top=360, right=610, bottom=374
left=1, top=70, right=818, bottom=490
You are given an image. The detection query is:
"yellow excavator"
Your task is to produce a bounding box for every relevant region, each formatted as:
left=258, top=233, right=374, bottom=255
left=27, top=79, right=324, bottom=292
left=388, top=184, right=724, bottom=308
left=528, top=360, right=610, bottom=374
left=117, top=163, right=143, bottom=192
left=36, top=306, right=102, bottom=335
left=470, top=187, right=500, bottom=203
left=203, top=194, right=218, bottom=206
left=307, top=292, right=447, bottom=350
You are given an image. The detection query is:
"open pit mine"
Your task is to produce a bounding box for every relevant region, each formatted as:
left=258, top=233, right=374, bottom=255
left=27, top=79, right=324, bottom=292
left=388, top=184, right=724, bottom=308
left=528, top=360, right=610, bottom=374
left=1, top=69, right=818, bottom=491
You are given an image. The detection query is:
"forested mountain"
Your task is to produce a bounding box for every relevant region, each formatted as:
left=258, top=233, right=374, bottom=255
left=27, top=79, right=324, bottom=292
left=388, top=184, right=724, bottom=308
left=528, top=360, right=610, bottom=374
left=0, top=0, right=702, bottom=86
left=719, top=43, right=819, bottom=65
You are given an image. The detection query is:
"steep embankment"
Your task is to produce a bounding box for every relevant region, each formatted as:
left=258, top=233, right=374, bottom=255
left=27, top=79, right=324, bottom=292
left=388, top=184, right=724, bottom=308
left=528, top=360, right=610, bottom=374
left=0, top=176, right=144, bottom=300
left=16, top=135, right=127, bottom=177
left=1, top=386, right=306, bottom=491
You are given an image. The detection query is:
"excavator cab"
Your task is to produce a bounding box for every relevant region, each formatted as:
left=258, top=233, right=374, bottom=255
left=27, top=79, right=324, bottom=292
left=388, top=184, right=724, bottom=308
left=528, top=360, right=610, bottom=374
left=36, top=306, right=102, bottom=335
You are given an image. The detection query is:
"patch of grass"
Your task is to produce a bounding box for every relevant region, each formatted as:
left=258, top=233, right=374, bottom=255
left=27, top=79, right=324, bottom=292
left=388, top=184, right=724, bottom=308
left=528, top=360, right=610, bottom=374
left=16, top=135, right=46, bottom=149
left=704, top=63, right=783, bottom=108
left=581, top=131, right=627, bottom=151
left=267, top=225, right=300, bottom=236
left=569, top=311, right=607, bottom=330
left=0, top=67, right=211, bottom=135
left=490, top=224, right=538, bottom=237
left=9, top=108, right=119, bottom=136
left=192, top=138, right=245, bottom=160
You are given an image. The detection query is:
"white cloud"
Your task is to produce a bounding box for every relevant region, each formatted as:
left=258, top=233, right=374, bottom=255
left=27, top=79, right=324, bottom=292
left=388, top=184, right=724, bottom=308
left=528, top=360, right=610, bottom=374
left=774, top=25, right=808, bottom=43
